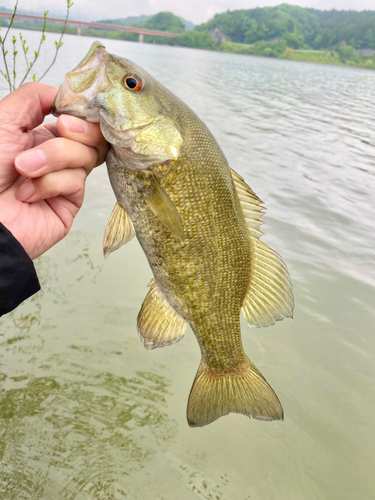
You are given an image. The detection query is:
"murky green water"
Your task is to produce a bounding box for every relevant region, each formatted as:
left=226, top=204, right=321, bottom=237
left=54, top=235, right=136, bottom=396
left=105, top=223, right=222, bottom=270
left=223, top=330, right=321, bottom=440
left=1, top=30, right=375, bottom=499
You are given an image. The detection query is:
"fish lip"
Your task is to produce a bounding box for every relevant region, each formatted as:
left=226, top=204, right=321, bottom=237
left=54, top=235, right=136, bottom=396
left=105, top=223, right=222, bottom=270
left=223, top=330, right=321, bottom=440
left=101, top=118, right=154, bottom=136
left=51, top=93, right=61, bottom=117
left=51, top=99, right=65, bottom=118
left=51, top=105, right=97, bottom=121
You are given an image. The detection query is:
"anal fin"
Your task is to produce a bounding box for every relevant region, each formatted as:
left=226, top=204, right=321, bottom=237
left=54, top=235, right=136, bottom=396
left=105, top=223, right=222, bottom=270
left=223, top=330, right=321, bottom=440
left=137, top=280, right=186, bottom=350
left=103, top=202, right=135, bottom=258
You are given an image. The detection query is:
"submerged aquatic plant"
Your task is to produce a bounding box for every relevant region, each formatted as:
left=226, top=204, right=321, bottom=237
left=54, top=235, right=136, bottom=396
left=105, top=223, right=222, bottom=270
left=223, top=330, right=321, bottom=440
left=0, top=0, right=73, bottom=92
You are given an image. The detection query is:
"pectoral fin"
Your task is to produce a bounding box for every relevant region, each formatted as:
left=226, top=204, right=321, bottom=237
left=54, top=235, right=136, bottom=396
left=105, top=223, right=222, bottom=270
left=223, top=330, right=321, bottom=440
left=137, top=280, right=186, bottom=349
left=103, top=202, right=135, bottom=258
left=144, top=177, right=184, bottom=240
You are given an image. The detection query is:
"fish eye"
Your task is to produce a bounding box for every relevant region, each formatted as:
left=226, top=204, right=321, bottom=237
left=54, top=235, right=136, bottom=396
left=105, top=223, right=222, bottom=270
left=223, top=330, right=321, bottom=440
left=124, top=75, right=143, bottom=92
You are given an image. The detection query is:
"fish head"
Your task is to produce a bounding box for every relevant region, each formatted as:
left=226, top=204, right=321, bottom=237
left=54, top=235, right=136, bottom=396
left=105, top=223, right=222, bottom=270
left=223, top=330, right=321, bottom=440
left=52, top=42, right=183, bottom=168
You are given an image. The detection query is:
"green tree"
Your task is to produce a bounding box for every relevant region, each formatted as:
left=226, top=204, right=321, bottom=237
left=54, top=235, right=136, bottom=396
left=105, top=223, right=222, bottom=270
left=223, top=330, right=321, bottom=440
left=364, top=29, right=375, bottom=49
left=196, top=5, right=319, bottom=45
left=283, top=31, right=305, bottom=49
left=313, top=34, right=323, bottom=49
left=176, top=30, right=215, bottom=49
left=244, top=19, right=258, bottom=44
left=145, top=12, right=185, bottom=34
left=337, top=45, right=355, bottom=62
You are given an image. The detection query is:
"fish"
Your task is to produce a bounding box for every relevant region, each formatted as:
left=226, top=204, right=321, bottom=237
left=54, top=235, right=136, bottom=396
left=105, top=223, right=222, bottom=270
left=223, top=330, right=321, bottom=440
left=52, top=41, right=294, bottom=427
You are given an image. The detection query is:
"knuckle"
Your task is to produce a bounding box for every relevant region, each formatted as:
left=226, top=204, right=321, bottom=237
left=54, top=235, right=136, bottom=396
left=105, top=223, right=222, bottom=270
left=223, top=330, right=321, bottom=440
left=21, top=81, right=38, bottom=92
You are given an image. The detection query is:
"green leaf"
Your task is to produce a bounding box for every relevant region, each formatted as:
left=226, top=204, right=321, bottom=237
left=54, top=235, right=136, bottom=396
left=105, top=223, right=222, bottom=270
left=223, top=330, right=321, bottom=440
left=32, top=74, right=36, bottom=81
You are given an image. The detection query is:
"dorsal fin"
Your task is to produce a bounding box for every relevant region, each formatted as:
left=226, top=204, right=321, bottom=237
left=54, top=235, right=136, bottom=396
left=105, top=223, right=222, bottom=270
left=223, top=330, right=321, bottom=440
left=231, top=169, right=265, bottom=239
left=231, top=169, right=294, bottom=328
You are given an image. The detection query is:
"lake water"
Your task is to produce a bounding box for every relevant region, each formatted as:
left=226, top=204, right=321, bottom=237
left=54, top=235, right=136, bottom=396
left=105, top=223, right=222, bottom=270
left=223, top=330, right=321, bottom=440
left=1, top=29, right=375, bottom=500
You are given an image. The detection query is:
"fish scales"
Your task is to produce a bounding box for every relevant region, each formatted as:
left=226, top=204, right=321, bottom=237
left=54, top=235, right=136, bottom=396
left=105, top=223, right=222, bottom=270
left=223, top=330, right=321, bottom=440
left=108, top=136, right=249, bottom=371
left=52, top=42, right=294, bottom=427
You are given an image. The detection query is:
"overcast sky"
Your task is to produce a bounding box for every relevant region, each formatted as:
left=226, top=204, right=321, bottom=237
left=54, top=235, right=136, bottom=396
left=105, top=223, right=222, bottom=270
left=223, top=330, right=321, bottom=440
left=1, top=0, right=375, bottom=24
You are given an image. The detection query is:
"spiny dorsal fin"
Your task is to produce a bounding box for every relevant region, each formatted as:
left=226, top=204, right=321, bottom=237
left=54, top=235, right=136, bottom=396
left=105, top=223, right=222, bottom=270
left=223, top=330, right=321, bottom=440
left=103, top=202, right=135, bottom=259
left=144, top=177, right=184, bottom=241
left=137, top=279, right=187, bottom=350
left=231, top=169, right=294, bottom=327
left=231, top=169, right=265, bottom=239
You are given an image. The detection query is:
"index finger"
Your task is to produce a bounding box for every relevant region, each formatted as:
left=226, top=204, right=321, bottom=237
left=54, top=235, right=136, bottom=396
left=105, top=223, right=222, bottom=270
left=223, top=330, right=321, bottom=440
left=0, top=82, right=57, bottom=132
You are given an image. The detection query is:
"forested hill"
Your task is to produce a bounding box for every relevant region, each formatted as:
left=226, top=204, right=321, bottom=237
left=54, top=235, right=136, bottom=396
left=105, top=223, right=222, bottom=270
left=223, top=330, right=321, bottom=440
left=196, top=4, right=375, bottom=50
left=2, top=5, right=375, bottom=71
left=306, top=8, right=375, bottom=49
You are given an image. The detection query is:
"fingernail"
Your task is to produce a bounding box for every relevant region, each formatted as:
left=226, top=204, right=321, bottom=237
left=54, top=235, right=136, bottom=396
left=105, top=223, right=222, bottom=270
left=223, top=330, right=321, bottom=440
left=16, top=178, right=35, bottom=201
left=60, top=114, right=88, bottom=133
left=16, top=149, right=46, bottom=172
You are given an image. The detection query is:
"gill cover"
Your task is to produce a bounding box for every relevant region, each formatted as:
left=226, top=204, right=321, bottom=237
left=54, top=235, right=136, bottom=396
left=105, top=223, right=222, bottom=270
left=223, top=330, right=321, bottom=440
left=53, top=42, right=183, bottom=168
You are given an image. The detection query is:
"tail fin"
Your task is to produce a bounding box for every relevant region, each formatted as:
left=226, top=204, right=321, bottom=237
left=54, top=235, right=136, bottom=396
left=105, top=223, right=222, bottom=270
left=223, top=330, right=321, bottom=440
left=187, top=357, right=283, bottom=427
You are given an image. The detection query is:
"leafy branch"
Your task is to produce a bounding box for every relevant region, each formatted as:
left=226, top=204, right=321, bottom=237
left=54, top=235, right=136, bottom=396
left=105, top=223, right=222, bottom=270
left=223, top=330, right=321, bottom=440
left=37, top=0, right=73, bottom=82
left=0, top=0, right=18, bottom=90
left=18, top=9, right=49, bottom=87
left=0, top=0, right=73, bottom=92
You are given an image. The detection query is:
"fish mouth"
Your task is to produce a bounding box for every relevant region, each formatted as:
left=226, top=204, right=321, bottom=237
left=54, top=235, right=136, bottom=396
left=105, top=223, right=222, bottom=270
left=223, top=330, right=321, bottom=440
left=51, top=103, right=86, bottom=118
left=51, top=41, right=108, bottom=122
left=51, top=89, right=101, bottom=122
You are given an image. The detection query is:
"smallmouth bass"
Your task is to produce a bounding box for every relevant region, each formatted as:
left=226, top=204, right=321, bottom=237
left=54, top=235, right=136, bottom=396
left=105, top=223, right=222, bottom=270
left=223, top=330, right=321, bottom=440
left=53, top=42, right=294, bottom=427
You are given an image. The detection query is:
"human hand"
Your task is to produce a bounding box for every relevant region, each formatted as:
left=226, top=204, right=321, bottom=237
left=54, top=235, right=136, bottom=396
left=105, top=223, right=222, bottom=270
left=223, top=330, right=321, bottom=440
left=0, top=82, right=108, bottom=260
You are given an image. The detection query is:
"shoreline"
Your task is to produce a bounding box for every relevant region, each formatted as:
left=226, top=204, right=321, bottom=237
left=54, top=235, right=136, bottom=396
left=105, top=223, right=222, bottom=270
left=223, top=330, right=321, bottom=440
left=3, top=22, right=375, bottom=72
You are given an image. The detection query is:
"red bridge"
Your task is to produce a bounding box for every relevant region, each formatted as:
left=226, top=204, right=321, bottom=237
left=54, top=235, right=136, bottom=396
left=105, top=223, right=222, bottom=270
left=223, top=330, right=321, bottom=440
left=0, top=12, right=179, bottom=42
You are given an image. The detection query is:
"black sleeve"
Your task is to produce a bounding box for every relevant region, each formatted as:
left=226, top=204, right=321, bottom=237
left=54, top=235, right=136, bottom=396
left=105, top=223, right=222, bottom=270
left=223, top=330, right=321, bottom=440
left=0, top=222, right=40, bottom=316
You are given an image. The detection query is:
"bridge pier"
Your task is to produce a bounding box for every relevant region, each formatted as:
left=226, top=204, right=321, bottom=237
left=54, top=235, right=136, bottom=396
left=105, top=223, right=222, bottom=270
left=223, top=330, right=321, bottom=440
left=77, top=25, right=81, bottom=36
left=139, top=33, right=144, bottom=43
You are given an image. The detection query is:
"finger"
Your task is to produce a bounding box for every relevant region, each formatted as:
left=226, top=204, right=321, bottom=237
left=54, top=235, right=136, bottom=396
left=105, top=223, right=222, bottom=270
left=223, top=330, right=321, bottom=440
left=0, top=82, right=57, bottom=132
left=28, top=122, right=61, bottom=148
left=16, top=168, right=86, bottom=209
left=57, top=115, right=108, bottom=165
left=15, top=137, right=99, bottom=177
